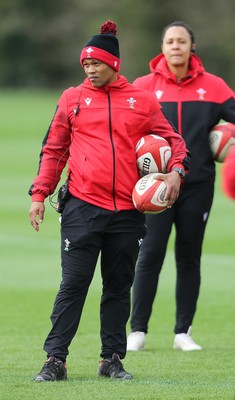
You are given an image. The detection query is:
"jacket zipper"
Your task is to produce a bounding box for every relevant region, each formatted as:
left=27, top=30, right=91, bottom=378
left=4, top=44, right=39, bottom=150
left=177, top=84, right=182, bottom=134
left=107, top=91, right=118, bottom=212
left=178, top=100, right=182, bottom=133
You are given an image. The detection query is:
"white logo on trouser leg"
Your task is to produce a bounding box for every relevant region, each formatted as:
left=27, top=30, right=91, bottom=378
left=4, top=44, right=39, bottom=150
left=203, top=212, right=209, bottom=222
left=64, top=238, right=70, bottom=251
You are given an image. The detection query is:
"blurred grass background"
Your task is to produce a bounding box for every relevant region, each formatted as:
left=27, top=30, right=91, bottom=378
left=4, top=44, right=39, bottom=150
left=0, top=90, right=235, bottom=399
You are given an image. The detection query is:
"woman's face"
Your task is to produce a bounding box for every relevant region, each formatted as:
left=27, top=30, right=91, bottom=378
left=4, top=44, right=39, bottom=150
left=161, top=26, right=193, bottom=68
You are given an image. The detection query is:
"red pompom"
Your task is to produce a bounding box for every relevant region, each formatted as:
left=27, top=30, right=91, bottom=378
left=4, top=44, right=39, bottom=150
left=100, top=20, right=117, bottom=35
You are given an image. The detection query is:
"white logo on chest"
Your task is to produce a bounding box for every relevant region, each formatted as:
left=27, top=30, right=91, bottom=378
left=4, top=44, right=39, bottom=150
left=196, top=88, right=206, bottom=100
left=155, top=90, right=163, bottom=99
left=84, top=97, right=92, bottom=106
left=127, top=97, right=136, bottom=109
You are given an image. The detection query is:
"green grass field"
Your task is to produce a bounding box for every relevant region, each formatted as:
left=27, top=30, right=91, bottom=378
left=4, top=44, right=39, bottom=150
left=0, top=90, right=235, bottom=399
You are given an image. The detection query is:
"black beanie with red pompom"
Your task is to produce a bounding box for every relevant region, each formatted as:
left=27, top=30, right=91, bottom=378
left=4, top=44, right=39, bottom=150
left=80, top=20, right=120, bottom=72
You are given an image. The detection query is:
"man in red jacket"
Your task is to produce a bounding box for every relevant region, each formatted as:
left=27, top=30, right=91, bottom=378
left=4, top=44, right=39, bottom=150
left=29, top=20, right=189, bottom=381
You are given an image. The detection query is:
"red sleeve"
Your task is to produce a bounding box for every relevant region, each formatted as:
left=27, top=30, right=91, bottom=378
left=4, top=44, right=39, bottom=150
left=150, top=99, right=190, bottom=172
left=29, top=91, right=71, bottom=202
left=222, top=145, right=235, bottom=200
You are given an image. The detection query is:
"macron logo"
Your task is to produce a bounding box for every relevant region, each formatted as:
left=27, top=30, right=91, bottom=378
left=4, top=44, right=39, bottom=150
left=155, top=90, right=163, bottom=100
left=84, top=97, right=92, bottom=106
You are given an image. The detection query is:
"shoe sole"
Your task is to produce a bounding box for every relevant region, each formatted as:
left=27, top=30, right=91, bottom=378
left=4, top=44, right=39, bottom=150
left=127, top=347, right=144, bottom=351
left=173, top=345, right=202, bottom=351
left=127, top=342, right=145, bottom=351
left=98, top=373, right=133, bottom=380
left=34, top=375, right=67, bottom=382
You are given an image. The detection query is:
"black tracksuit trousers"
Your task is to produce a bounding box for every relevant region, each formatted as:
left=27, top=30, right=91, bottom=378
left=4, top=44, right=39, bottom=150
left=130, top=182, right=214, bottom=335
left=43, top=196, right=146, bottom=361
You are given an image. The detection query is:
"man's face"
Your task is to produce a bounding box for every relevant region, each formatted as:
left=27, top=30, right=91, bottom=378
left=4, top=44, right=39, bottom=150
left=83, top=59, right=117, bottom=87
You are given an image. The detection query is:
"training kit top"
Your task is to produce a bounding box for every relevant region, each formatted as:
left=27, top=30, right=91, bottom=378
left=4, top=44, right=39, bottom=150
left=133, top=53, right=235, bottom=185
left=29, top=75, right=189, bottom=211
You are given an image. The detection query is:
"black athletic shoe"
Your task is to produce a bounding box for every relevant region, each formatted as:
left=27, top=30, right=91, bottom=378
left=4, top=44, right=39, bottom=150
left=34, top=356, right=67, bottom=382
left=98, top=353, right=133, bottom=380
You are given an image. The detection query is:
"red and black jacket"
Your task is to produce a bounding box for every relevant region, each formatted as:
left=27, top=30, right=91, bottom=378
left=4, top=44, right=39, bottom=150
left=133, top=53, right=235, bottom=184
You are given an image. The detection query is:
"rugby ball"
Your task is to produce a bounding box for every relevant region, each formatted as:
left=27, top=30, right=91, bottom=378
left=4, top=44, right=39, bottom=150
left=136, top=134, right=172, bottom=175
left=132, top=173, right=168, bottom=214
left=218, top=120, right=235, bottom=138
left=209, top=121, right=235, bottom=162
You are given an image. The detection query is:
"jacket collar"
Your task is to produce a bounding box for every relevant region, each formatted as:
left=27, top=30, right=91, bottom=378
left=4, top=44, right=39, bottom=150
left=83, top=75, right=129, bottom=91
left=149, top=53, right=205, bottom=83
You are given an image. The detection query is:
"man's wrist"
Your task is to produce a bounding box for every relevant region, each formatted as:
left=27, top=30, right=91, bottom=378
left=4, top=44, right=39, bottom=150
left=31, top=194, right=46, bottom=202
left=171, top=167, right=186, bottom=179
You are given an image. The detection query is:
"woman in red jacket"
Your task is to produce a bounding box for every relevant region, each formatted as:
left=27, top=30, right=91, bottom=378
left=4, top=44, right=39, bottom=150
left=127, top=21, right=235, bottom=352
left=29, top=21, right=189, bottom=381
